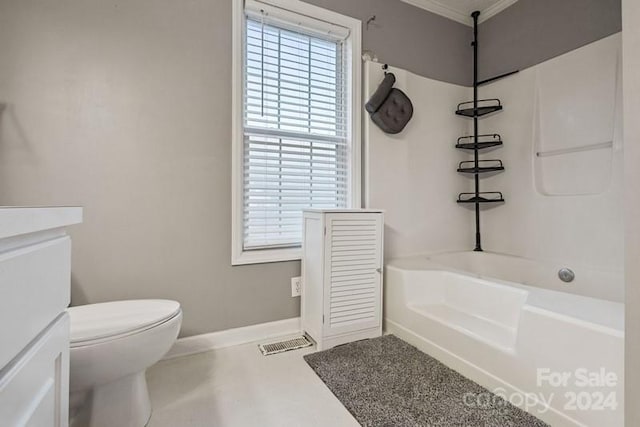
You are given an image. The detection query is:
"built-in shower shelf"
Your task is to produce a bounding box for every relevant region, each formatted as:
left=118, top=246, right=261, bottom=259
left=456, top=134, right=503, bottom=150
left=457, top=192, right=505, bottom=204
left=455, top=99, right=503, bottom=118
left=457, top=160, right=504, bottom=174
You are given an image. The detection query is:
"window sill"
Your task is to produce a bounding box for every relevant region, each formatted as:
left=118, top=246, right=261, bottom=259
left=231, top=247, right=302, bottom=265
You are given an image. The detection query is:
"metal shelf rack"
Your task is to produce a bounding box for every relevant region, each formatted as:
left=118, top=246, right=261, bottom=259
left=455, top=10, right=517, bottom=251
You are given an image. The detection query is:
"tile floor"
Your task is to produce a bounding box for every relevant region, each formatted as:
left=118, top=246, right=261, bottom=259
left=146, top=337, right=359, bottom=427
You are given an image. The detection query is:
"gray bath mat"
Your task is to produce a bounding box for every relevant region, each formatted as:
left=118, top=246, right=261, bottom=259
left=304, top=335, right=548, bottom=427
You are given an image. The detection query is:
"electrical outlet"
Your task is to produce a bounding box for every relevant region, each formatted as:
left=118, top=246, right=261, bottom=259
left=291, top=276, right=301, bottom=297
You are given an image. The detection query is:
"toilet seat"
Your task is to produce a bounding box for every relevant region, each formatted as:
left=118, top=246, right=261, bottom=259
left=68, top=299, right=181, bottom=347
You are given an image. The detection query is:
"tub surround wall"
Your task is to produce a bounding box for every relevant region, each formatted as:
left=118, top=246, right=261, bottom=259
left=476, top=34, right=624, bottom=303
left=478, top=0, right=622, bottom=81
left=365, top=35, right=624, bottom=303
left=364, top=62, right=472, bottom=259
left=474, top=1, right=624, bottom=301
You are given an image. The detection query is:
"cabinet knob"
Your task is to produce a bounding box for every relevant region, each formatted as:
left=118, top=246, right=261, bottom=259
left=376, top=267, right=383, bottom=274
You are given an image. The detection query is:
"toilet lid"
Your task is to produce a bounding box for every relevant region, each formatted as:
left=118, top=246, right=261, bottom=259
left=68, top=299, right=181, bottom=345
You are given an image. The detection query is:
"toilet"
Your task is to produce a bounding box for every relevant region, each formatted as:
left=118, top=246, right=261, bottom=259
left=67, top=299, right=182, bottom=427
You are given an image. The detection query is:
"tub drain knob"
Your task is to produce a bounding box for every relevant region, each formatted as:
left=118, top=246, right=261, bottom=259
left=558, top=268, right=575, bottom=283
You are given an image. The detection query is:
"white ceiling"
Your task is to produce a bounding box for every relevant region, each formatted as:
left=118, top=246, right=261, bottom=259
left=400, top=0, right=519, bottom=26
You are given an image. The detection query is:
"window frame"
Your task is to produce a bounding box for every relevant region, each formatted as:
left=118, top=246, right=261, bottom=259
left=231, top=0, right=362, bottom=265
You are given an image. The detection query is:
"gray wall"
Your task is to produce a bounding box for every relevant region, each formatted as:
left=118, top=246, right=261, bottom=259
left=478, top=0, right=622, bottom=81
left=306, top=0, right=471, bottom=86
left=0, top=0, right=300, bottom=337
left=0, top=0, right=466, bottom=337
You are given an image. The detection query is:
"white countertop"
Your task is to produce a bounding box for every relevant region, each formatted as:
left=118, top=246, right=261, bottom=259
left=0, top=207, right=83, bottom=240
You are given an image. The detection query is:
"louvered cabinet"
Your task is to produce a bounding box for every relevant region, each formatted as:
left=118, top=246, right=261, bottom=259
left=301, top=209, right=384, bottom=350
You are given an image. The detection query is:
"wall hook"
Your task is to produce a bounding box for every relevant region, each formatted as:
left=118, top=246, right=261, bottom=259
left=366, top=15, right=376, bottom=30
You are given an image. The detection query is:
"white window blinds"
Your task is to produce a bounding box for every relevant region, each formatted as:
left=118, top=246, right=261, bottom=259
left=242, top=11, right=350, bottom=250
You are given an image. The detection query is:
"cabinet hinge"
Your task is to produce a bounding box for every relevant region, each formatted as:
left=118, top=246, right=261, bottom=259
left=323, top=314, right=325, bottom=324
left=324, top=226, right=326, bottom=236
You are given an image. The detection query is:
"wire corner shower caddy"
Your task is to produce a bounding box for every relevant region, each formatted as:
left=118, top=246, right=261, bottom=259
left=456, top=10, right=518, bottom=252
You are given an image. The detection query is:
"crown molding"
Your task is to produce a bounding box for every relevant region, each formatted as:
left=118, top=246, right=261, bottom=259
left=400, top=0, right=519, bottom=27
left=478, top=0, right=519, bottom=23
left=401, top=0, right=471, bottom=26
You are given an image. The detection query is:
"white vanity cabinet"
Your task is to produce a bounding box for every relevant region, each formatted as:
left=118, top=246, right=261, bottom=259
left=301, top=209, right=384, bottom=350
left=0, top=207, right=82, bottom=427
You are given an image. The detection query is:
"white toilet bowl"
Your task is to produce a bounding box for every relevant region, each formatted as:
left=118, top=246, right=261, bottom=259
left=67, top=299, right=182, bottom=427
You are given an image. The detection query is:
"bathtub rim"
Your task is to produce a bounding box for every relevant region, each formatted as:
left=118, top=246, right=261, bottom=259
left=385, top=252, right=624, bottom=336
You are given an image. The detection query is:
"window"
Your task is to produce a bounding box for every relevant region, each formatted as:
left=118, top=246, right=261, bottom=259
left=232, top=0, right=361, bottom=265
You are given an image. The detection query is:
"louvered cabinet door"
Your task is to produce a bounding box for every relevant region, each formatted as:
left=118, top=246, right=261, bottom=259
left=323, top=213, right=383, bottom=337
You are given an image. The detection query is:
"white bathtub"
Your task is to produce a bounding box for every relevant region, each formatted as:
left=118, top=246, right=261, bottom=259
left=384, top=251, right=624, bottom=427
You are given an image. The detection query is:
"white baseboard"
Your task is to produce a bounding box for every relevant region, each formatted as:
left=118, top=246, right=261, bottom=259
left=163, top=317, right=302, bottom=360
